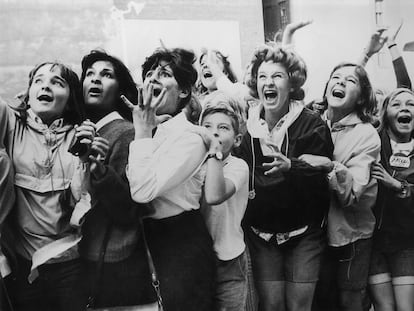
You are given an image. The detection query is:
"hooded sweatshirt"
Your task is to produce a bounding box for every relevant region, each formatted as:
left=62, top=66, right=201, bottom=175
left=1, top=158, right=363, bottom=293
left=236, top=105, right=334, bottom=233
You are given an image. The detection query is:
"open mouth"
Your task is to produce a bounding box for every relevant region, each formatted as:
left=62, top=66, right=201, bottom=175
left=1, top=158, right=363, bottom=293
left=397, top=115, right=412, bottom=124
left=203, top=72, right=213, bottom=79
left=37, top=94, right=53, bottom=102
left=153, top=87, right=162, bottom=98
left=89, top=87, right=102, bottom=95
left=332, top=89, right=345, bottom=99
left=264, top=90, right=278, bottom=101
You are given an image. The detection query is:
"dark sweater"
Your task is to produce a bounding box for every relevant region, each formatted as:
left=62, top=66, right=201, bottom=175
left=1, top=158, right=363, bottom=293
left=80, top=119, right=151, bottom=262
left=236, top=108, right=334, bottom=233
left=373, top=129, right=414, bottom=252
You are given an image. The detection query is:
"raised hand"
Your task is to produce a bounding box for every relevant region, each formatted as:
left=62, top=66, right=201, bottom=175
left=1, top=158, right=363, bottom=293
left=282, top=20, right=313, bottom=46
left=386, top=20, right=403, bottom=45
left=365, top=28, right=388, bottom=57
left=121, top=86, right=170, bottom=138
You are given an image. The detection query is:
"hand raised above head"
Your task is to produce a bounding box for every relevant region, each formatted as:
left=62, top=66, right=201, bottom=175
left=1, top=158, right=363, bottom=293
left=282, top=19, right=313, bottom=46
left=365, top=27, right=388, bottom=57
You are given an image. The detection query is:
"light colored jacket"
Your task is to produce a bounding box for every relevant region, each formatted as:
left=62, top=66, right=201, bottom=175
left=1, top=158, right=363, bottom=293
left=0, top=98, right=15, bottom=277
left=325, top=112, right=381, bottom=247
left=0, top=100, right=87, bottom=263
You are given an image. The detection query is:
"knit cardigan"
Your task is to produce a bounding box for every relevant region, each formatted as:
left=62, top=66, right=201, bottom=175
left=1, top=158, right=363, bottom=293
left=79, top=119, right=151, bottom=262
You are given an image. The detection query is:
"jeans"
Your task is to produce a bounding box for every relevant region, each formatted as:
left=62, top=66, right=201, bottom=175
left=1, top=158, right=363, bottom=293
left=215, top=250, right=248, bottom=311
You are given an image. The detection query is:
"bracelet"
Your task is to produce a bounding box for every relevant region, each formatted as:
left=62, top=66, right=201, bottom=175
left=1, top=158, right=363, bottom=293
left=388, top=43, right=397, bottom=49
left=400, top=180, right=409, bottom=196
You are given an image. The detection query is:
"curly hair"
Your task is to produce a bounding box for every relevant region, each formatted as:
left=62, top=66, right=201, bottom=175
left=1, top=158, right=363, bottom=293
left=247, top=44, right=307, bottom=101
left=378, top=88, right=414, bottom=136
left=20, top=62, right=84, bottom=125
left=322, top=62, right=376, bottom=123
left=81, top=50, right=137, bottom=121
left=142, top=48, right=198, bottom=112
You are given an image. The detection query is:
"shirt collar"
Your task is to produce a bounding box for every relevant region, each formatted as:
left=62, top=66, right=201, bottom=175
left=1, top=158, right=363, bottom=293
left=28, top=108, right=64, bottom=128
left=157, top=111, right=190, bottom=133
left=324, top=111, right=362, bottom=131
left=95, top=111, right=124, bottom=131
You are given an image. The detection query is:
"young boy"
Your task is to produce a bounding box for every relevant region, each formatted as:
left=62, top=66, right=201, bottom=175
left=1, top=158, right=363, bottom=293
left=199, top=105, right=249, bottom=311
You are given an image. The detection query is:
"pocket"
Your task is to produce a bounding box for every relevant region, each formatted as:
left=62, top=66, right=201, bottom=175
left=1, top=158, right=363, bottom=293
left=236, top=251, right=248, bottom=280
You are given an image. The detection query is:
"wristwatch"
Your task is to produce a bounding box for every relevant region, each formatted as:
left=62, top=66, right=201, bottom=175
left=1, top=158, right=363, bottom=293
left=207, top=151, right=223, bottom=161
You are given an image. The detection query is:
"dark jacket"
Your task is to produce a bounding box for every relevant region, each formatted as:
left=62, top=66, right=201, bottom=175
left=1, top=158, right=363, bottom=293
left=236, top=108, right=334, bottom=233
left=80, top=119, right=151, bottom=262
left=374, top=129, right=414, bottom=252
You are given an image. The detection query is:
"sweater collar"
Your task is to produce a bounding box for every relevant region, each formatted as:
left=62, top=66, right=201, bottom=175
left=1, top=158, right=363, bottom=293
left=95, top=111, right=124, bottom=131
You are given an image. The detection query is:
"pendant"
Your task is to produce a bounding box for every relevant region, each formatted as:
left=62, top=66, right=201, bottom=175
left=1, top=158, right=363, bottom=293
left=248, top=189, right=256, bottom=200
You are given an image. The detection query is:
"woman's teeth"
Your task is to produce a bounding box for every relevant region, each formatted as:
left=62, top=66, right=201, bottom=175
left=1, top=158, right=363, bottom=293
left=264, top=90, right=277, bottom=101
left=332, top=89, right=345, bottom=98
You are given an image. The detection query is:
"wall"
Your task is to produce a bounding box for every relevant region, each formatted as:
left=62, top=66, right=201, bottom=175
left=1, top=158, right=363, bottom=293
left=0, top=0, right=265, bottom=101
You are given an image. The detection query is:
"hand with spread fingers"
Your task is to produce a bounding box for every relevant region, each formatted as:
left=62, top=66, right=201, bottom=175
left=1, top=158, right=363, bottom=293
left=298, top=154, right=334, bottom=172
left=89, top=136, right=110, bottom=179
left=364, top=27, right=388, bottom=58
left=262, top=141, right=291, bottom=176
left=121, top=85, right=171, bottom=139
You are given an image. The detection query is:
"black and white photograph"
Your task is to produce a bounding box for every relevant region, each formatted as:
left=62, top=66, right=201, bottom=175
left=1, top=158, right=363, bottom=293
left=1, top=0, right=414, bottom=310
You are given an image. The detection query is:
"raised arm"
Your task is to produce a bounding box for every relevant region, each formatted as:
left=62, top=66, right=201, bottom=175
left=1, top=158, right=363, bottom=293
left=281, top=20, right=313, bottom=47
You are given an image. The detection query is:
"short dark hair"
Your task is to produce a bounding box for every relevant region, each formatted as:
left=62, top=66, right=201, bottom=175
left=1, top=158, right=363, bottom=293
left=80, top=50, right=137, bottom=121
left=200, top=107, right=240, bottom=135
left=322, top=62, right=376, bottom=123
left=21, top=62, right=84, bottom=125
left=142, top=48, right=198, bottom=112
left=247, top=45, right=307, bottom=100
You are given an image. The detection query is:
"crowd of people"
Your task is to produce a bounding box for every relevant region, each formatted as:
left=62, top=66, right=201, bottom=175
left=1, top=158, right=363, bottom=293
left=0, top=19, right=413, bottom=311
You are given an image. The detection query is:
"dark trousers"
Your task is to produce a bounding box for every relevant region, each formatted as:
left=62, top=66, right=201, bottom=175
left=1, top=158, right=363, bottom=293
left=6, top=255, right=86, bottom=311
left=144, top=210, right=215, bottom=311
left=83, top=241, right=156, bottom=308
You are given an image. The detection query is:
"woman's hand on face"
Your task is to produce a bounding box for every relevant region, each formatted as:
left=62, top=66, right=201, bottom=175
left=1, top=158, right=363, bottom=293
left=121, top=86, right=170, bottom=138
left=89, top=136, right=110, bottom=179
left=206, top=51, right=225, bottom=79
left=189, top=126, right=222, bottom=153
left=262, top=141, right=291, bottom=176
left=371, top=163, right=401, bottom=190
left=298, top=154, right=333, bottom=172
left=74, top=120, right=97, bottom=162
